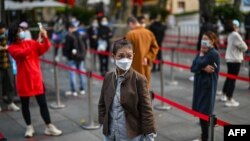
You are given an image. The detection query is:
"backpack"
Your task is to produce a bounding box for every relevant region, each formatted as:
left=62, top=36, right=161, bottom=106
left=71, top=32, right=87, bottom=61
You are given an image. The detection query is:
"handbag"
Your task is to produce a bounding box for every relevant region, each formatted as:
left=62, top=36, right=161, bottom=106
left=97, top=39, right=107, bottom=51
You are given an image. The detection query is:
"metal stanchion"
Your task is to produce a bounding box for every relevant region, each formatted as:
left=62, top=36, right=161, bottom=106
left=208, top=115, right=216, bottom=141
left=154, top=61, right=171, bottom=111
left=81, top=51, right=100, bottom=130
left=81, top=71, right=100, bottom=129
left=50, top=59, right=66, bottom=109
left=167, top=48, right=178, bottom=86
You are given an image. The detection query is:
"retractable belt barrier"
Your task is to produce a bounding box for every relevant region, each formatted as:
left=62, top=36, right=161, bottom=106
left=164, top=34, right=250, bottom=50
left=40, top=54, right=231, bottom=127
left=87, top=49, right=250, bottom=83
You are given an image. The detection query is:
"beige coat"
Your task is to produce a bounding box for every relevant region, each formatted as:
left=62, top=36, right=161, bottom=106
left=126, top=26, right=159, bottom=85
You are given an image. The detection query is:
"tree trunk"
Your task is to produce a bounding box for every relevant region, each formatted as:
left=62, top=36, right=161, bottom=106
left=234, top=0, right=241, bottom=10
left=0, top=0, right=5, bottom=22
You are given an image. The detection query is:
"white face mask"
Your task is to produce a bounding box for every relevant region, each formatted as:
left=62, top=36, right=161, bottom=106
left=201, top=40, right=212, bottom=48
left=115, top=58, right=132, bottom=71
left=101, top=21, right=108, bottom=26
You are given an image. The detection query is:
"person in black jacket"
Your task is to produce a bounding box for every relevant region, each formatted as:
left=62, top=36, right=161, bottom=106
left=87, top=18, right=99, bottom=70
left=244, top=12, right=250, bottom=90
left=148, top=15, right=166, bottom=72
left=63, top=22, right=87, bottom=96
left=97, top=16, right=113, bottom=76
left=191, top=31, right=220, bottom=141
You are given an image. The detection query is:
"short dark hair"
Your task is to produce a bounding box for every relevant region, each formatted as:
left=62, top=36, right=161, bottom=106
left=8, top=22, right=20, bottom=44
left=112, top=38, right=133, bottom=55
left=127, top=17, right=138, bottom=24
left=0, top=22, right=6, bottom=29
left=137, top=15, right=145, bottom=24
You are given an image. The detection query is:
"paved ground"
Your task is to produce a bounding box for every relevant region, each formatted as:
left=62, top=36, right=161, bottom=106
left=1, top=36, right=250, bottom=141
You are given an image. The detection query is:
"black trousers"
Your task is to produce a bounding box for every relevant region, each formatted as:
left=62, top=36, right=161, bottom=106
left=98, top=54, right=109, bottom=76
left=20, top=94, right=51, bottom=125
left=0, top=68, right=15, bottom=104
left=222, top=63, right=241, bottom=99
left=200, top=119, right=208, bottom=141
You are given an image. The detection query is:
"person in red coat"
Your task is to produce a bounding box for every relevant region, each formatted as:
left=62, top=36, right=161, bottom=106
left=7, top=22, right=62, bottom=138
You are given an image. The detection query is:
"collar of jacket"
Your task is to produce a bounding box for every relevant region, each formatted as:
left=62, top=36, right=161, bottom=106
left=113, top=68, right=134, bottom=86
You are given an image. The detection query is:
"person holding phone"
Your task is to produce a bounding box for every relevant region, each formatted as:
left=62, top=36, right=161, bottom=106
left=191, top=31, right=220, bottom=141
left=7, top=22, right=62, bottom=138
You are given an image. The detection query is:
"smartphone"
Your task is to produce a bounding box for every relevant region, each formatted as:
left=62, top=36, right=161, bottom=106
left=37, top=22, right=43, bottom=30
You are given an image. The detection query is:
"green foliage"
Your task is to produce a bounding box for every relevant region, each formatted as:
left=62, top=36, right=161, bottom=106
left=174, top=11, right=199, bottom=17
left=64, top=6, right=95, bottom=25
left=213, top=4, right=244, bottom=23
left=147, top=6, right=170, bottom=21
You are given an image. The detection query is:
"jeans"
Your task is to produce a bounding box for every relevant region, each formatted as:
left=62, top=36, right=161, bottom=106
left=68, top=60, right=86, bottom=92
left=0, top=68, right=15, bottom=104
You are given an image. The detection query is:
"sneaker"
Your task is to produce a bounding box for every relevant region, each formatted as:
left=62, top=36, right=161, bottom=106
left=216, top=91, right=223, bottom=95
left=25, top=125, right=35, bottom=138
left=72, top=92, right=78, bottom=97
left=225, top=99, right=240, bottom=107
left=192, top=139, right=201, bottom=141
left=44, top=124, right=62, bottom=136
left=8, top=103, right=20, bottom=111
left=79, top=90, right=85, bottom=95
left=65, top=91, right=72, bottom=96
left=220, top=95, right=228, bottom=102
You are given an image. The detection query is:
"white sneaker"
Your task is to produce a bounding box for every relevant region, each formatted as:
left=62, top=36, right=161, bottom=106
left=25, top=125, right=35, bottom=138
left=65, top=91, right=72, bottom=96
left=192, top=139, right=201, bottom=141
left=79, top=90, right=85, bottom=95
left=220, top=95, right=228, bottom=102
left=72, top=92, right=78, bottom=96
left=216, top=91, right=223, bottom=95
left=44, top=124, right=62, bottom=136
left=8, top=103, right=20, bottom=111
left=225, top=99, right=240, bottom=107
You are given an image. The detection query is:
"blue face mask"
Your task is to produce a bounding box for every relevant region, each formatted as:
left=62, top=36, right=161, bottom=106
left=0, top=33, right=5, bottom=39
left=18, top=31, right=26, bottom=40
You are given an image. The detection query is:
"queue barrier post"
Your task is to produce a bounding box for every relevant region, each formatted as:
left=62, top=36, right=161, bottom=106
left=50, top=57, right=66, bottom=109
left=154, top=60, right=171, bottom=111
left=208, top=115, right=216, bottom=141
left=167, top=48, right=178, bottom=86
left=81, top=51, right=100, bottom=130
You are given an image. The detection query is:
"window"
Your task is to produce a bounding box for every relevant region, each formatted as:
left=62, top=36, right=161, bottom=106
left=177, top=1, right=185, bottom=13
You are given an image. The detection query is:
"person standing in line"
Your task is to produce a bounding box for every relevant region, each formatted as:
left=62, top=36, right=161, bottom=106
left=244, top=12, right=250, bottom=90
left=97, top=16, right=113, bottom=76
left=191, top=31, right=220, bottom=141
left=87, top=18, right=99, bottom=70
left=63, top=22, right=87, bottom=97
left=7, top=22, right=62, bottom=138
left=219, top=20, right=248, bottom=107
left=148, top=15, right=167, bottom=72
left=0, top=22, right=20, bottom=112
left=126, top=17, right=159, bottom=89
left=98, top=38, right=156, bottom=141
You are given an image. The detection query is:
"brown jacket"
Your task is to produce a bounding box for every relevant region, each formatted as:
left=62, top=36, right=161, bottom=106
left=98, top=68, right=156, bottom=138
left=126, top=27, right=159, bottom=84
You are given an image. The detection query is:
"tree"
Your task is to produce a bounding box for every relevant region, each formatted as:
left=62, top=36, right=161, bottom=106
left=197, top=0, right=217, bottom=50
left=234, top=0, right=241, bottom=10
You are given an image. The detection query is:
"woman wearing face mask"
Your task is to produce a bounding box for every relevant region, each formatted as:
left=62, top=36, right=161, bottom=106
left=98, top=38, right=156, bottom=141
left=7, top=22, right=62, bottom=138
left=191, top=31, right=220, bottom=141
left=97, top=16, right=113, bottom=76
